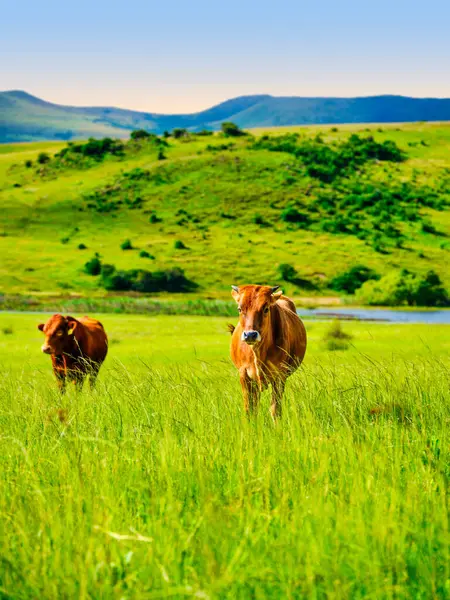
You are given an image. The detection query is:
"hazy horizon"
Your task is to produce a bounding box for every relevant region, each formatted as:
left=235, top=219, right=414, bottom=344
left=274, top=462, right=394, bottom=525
left=2, top=0, right=450, bottom=113
left=4, top=88, right=450, bottom=115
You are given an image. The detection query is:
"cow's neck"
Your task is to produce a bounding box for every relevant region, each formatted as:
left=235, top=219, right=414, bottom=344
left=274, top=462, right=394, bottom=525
left=251, top=314, right=276, bottom=364
left=62, top=337, right=84, bottom=365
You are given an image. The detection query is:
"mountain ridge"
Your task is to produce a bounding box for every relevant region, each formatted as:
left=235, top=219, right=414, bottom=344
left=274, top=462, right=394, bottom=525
left=2, top=90, right=450, bottom=143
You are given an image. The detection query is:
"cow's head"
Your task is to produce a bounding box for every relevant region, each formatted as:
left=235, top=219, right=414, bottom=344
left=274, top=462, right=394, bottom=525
left=37, top=314, right=77, bottom=355
left=231, top=285, right=282, bottom=346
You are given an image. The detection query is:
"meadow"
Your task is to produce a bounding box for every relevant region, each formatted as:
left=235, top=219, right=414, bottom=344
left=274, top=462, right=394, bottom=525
left=0, top=313, right=449, bottom=598
left=1, top=122, right=449, bottom=306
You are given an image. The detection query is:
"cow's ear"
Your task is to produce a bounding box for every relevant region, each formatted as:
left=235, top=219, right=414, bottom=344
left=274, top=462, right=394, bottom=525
left=37, top=323, right=45, bottom=332
left=231, top=285, right=240, bottom=302
left=271, top=289, right=283, bottom=302
left=67, top=320, right=77, bottom=336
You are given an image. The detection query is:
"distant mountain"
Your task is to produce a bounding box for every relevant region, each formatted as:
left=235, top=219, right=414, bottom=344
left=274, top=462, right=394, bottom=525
left=2, top=90, right=450, bottom=143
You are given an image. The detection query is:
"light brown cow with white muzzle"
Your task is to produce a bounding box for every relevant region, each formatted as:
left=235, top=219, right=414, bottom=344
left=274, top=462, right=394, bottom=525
left=230, top=285, right=307, bottom=420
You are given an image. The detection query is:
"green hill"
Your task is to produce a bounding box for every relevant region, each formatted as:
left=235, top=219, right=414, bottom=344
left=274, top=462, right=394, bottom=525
left=3, top=90, right=450, bottom=142
left=1, top=122, right=449, bottom=307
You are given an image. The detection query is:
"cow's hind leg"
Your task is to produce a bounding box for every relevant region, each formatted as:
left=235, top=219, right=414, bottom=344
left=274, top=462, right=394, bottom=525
left=240, top=370, right=260, bottom=416
left=270, top=378, right=286, bottom=422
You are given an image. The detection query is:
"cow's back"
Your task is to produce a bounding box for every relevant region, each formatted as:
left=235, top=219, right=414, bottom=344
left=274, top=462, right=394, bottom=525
left=78, top=317, right=108, bottom=362
left=273, top=297, right=307, bottom=368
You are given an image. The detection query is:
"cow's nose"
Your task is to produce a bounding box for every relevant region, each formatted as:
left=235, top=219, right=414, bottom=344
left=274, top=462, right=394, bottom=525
left=243, top=330, right=259, bottom=343
left=41, top=345, right=52, bottom=354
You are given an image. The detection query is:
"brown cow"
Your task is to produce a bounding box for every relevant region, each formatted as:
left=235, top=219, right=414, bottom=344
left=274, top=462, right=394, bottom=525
left=230, top=285, right=307, bottom=420
left=38, top=314, right=108, bottom=392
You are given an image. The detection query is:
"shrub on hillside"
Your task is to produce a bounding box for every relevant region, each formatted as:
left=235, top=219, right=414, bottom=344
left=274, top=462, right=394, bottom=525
left=84, top=255, right=102, bottom=276
left=280, top=206, right=311, bottom=226
left=253, top=213, right=269, bottom=227
left=55, top=138, right=124, bottom=165
left=37, top=152, right=50, bottom=165
left=195, top=129, right=214, bottom=136
left=172, top=128, right=188, bottom=139
left=99, top=264, right=197, bottom=293
left=25, top=159, right=33, bottom=168
left=130, top=129, right=151, bottom=140
left=174, top=240, right=187, bottom=250
left=120, top=239, right=133, bottom=250
left=221, top=122, right=246, bottom=137
left=252, top=133, right=406, bottom=182
left=356, top=269, right=449, bottom=307
left=330, top=265, right=380, bottom=295
left=278, top=263, right=297, bottom=282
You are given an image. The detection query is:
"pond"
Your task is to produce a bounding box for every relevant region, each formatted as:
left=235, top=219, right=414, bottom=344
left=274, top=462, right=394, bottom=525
left=299, top=307, right=450, bottom=324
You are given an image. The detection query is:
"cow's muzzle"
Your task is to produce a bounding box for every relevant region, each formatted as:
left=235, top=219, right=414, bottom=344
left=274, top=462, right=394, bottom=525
left=41, top=345, right=53, bottom=355
left=242, top=330, right=261, bottom=345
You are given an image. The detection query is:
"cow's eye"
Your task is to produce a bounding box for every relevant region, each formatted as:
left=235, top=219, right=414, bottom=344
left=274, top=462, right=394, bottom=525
left=56, top=330, right=63, bottom=337
left=263, top=306, right=269, bottom=314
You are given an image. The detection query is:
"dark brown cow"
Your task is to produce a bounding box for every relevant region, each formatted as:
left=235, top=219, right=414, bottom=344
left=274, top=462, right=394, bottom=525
left=230, top=285, right=307, bottom=420
left=38, top=314, right=108, bottom=392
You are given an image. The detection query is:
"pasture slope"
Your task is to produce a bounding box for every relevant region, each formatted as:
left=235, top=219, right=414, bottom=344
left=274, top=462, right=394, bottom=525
left=0, top=121, right=449, bottom=307
left=0, top=313, right=449, bottom=597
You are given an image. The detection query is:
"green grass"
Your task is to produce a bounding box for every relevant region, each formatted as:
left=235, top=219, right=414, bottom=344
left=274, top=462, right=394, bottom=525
left=0, top=314, right=449, bottom=598
left=0, top=123, right=450, bottom=302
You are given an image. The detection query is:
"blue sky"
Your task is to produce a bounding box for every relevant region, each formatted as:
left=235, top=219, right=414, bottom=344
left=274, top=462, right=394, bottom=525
left=1, top=0, right=450, bottom=112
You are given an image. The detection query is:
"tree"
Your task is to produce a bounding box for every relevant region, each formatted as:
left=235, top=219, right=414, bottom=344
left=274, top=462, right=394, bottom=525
left=172, top=128, right=188, bottom=139
left=37, top=152, right=50, bottom=165
left=221, top=122, right=245, bottom=137
left=130, top=129, right=150, bottom=140
left=330, top=265, right=380, bottom=295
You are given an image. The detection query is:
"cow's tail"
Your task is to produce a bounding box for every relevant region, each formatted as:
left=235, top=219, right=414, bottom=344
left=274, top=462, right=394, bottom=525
left=227, top=323, right=235, bottom=335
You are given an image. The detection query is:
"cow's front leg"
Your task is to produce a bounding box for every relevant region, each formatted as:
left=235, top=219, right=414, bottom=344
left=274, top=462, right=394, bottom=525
left=240, top=369, right=260, bottom=416
left=270, top=378, right=286, bottom=422
left=55, top=372, right=66, bottom=394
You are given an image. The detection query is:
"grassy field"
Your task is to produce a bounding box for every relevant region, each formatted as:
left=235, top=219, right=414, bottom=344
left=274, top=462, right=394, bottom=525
left=0, top=122, right=449, bottom=303
left=0, top=313, right=449, bottom=598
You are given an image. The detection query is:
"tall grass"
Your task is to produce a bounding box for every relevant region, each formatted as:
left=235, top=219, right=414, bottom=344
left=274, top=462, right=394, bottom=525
left=0, top=295, right=237, bottom=317
left=0, top=355, right=448, bottom=598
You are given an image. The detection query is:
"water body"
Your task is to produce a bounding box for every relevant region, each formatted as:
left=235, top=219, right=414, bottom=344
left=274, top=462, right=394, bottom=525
left=299, top=308, right=450, bottom=324
left=1, top=308, right=450, bottom=324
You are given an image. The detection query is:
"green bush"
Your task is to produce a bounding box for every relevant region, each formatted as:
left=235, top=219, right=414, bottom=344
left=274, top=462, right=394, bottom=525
left=174, top=240, right=187, bottom=250
left=139, top=250, right=154, bottom=259
left=280, top=206, right=311, bottom=226
left=130, top=129, right=151, bottom=140
left=78, top=243, right=87, bottom=250
left=84, top=255, right=102, bottom=276
left=149, top=213, right=162, bottom=224
left=330, top=265, right=380, bottom=295
left=100, top=265, right=196, bottom=293
left=37, top=152, right=50, bottom=165
left=278, top=263, right=297, bottom=282
left=253, top=213, right=269, bottom=227
left=221, top=121, right=246, bottom=137
left=24, top=159, right=33, bottom=168
left=172, top=128, right=188, bottom=139
left=120, top=239, right=133, bottom=251
left=356, top=269, right=449, bottom=307
left=195, top=129, right=214, bottom=136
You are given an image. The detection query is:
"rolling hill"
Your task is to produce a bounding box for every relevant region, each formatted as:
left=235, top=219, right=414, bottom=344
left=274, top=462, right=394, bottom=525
left=0, top=122, right=449, bottom=309
left=2, top=90, right=450, bottom=142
